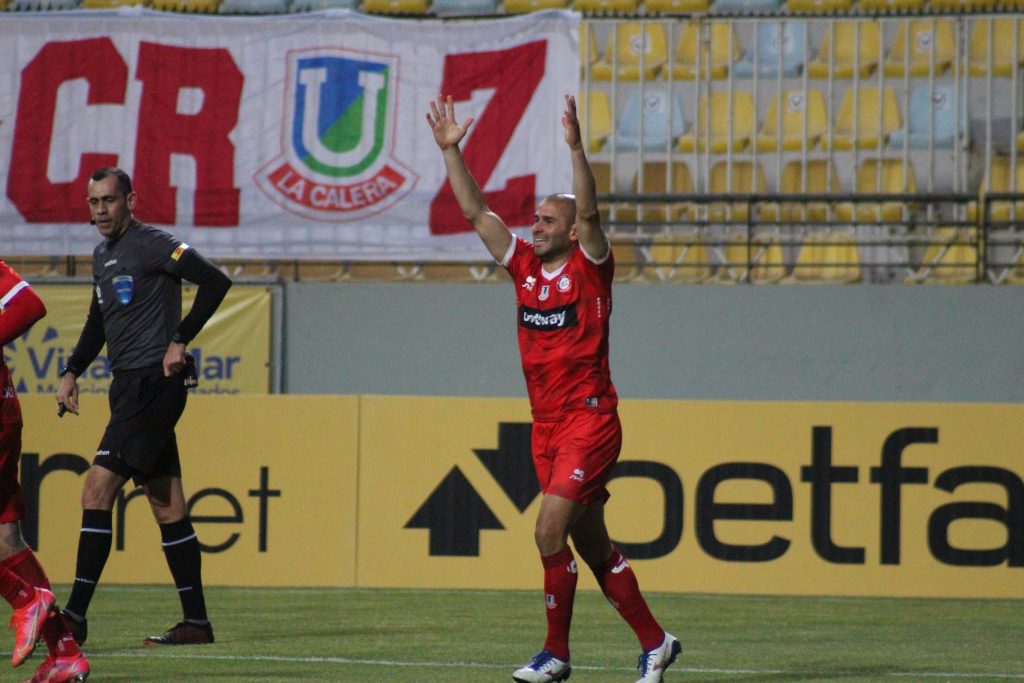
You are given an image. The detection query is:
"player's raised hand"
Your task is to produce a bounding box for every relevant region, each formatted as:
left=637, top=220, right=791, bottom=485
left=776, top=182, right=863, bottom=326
left=427, top=96, right=473, bottom=150
left=562, top=94, right=583, bottom=152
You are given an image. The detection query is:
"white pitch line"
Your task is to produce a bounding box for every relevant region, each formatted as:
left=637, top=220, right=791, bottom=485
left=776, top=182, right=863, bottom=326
left=97, top=651, right=1024, bottom=679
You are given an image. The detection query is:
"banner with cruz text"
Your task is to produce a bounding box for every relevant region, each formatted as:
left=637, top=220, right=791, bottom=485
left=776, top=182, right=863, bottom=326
left=0, top=9, right=578, bottom=260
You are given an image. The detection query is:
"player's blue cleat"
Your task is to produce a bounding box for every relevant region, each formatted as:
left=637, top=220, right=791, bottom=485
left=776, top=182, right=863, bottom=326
left=635, top=632, right=681, bottom=683
left=513, top=649, right=571, bottom=683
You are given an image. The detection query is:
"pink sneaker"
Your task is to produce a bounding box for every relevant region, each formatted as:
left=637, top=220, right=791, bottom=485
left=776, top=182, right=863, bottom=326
left=9, top=588, right=55, bottom=667
left=22, top=652, right=90, bottom=683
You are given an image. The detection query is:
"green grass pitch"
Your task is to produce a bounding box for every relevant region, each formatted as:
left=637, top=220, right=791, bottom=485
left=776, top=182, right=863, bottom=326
left=16, top=585, right=1023, bottom=682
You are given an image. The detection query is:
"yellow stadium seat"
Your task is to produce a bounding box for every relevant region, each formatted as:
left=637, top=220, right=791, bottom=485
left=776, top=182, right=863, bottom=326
left=756, top=89, right=828, bottom=153
left=807, top=21, right=880, bottom=79
left=858, top=0, right=922, bottom=11
left=615, top=162, right=696, bottom=223
left=822, top=86, right=901, bottom=152
left=967, top=18, right=1024, bottom=78
left=639, top=235, right=711, bottom=283
left=591, top=23, right=668, bottom=81
left=609, top=238, right=644, bottom=282
left=151, top=0, right=219, bottom=10
left=668, top=21, right=741, bottom=80
left=967, top=157, right=1024, bottom=224
left=884, top=20, right=956, bottom=78
left=579, top=90, right=611, bottom=153
left=677, top=90, right=755, bottom=154
left=644, top=0, right=709, bottom=11
left=707, top=161, right=766, bottom=223
left=362, top=0, right=427, bottom=10
left=786, top=0, right=852, bottom=13
left=760, top=160, right=842, bottom=224
left=906, top=228, right=979, bottom=284
left=573, top=0, right=638, bottom=12
left=503, top=0, right=566, bottom=12
left=835, top=158, right=916, bottom=224
left=930, top=0, right=997, bottom=11
left=718, top=234, right=787, bottom=283
left=785, top=229, right=861, bottom=283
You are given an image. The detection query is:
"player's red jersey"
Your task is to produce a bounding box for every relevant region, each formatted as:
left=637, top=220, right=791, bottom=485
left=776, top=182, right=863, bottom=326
left=0, top=261, right=30, bottom=426
left=502, top=237, right=618, bottom=421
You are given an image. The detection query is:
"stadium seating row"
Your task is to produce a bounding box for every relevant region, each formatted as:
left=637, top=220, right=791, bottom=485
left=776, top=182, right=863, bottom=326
left=3, top=0, right=1023, bottom=13
left=607, top=225, right=1007, bottom=285
left=582, top=19, right=1024, bottom=82
left=0, top=0, right=358, bottom=13
left=594, top=156, right=1024, bottom=223
left=581, top=83, right=963, bottom=154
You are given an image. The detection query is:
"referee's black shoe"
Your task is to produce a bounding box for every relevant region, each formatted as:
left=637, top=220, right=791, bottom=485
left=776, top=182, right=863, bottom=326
left=143, top=620, right=214, bottom=646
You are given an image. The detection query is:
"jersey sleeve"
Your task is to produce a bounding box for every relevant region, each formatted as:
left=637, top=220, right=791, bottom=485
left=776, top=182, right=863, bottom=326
left=0, top=261, right=47, bottom=347
left=501, top=237, right=532, bottom=281
left=149, top=230, right=192, bottom=275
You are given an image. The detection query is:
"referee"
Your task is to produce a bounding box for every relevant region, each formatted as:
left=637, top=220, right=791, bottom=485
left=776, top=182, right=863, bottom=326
left=55, top=167, right=232, bottom=646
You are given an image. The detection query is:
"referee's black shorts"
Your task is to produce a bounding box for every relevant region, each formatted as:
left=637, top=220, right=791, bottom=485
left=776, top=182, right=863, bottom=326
left=94, top=365, right=187, bottom=486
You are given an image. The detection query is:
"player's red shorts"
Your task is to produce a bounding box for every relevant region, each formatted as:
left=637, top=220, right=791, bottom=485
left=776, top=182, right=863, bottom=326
left=532, top=410, right=622, bottom=505
left=0, top=422, right=27, bottom=524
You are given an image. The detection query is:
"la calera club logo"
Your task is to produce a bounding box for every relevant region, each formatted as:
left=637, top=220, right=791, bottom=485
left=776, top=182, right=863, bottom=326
left=256, top=48, right=417, bottom=221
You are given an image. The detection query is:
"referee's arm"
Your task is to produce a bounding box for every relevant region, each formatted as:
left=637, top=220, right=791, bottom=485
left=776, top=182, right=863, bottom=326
left=173, top=249, right=232, bottom=346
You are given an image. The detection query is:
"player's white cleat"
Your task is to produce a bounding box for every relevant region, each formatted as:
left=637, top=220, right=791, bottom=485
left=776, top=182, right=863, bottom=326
left=512, top=649, right=571, bottom=682
left=635, top=632, right=681, bottom=683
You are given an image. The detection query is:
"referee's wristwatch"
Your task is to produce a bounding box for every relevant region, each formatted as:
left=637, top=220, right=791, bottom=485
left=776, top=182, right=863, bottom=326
left=171, top=332, right=186, bottom=345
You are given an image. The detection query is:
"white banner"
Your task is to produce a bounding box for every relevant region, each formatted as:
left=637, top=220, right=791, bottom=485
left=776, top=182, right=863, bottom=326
left=0, top=9, right=579, bottom=259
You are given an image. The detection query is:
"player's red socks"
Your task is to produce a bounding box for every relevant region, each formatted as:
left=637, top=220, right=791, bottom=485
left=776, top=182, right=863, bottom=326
left=594, top=545, right=664, bottom=651
left=0, top=566, right=34, bottom=609
left=540, top=546, right=578, bottom=661
left=3, top=548, right=51, bottom=590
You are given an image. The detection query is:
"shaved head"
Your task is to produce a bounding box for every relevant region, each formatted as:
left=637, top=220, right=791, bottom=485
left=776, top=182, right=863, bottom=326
left=542, top=193, right=576, bottom=223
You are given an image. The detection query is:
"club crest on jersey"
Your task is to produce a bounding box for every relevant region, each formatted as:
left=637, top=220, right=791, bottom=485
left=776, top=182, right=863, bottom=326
left=557, top=275, right=571, bottom=292
left=112, top=275, right=133, bottom=305
left=255, top=49, right=417, bottom=222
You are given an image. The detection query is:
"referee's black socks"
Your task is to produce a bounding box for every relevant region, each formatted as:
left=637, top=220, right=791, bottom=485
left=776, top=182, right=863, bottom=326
left=160, top=518, right=209, bottom=623
left=66, top=508, right=114, bottom=619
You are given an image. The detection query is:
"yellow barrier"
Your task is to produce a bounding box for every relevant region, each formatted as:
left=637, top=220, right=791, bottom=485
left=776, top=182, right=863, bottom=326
left=9, top=285, right=271, bottom=395
left=22, top=395, right=358, bottom=586
left=19, top=396, right=1024, bottom=597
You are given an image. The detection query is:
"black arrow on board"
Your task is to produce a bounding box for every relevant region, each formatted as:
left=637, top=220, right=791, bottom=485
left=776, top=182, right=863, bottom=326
left=405, top=466, right=504, bottom=556
left=474, top=422, right=539, bottom=513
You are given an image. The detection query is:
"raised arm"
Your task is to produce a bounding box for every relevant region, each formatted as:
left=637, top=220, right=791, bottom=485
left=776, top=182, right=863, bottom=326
left=427, top=96, right=512, bottom=261
left=563, top=94, right=607, bottom=261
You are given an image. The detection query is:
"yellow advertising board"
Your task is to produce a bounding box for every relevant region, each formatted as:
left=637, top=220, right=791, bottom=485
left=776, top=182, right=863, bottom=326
left=21, top=395, right=358, bottom=587
left=14, top=395, right=1023, bottom=597
left=359, top=397, right=1024, bottom=599
left=6, top=284, right=271, bottom=395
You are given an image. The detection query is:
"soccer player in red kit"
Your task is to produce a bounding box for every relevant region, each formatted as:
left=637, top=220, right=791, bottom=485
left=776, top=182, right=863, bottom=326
left=0, top=261, right=90, bottom=682
left=427, top=95, right=680, bottom=683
